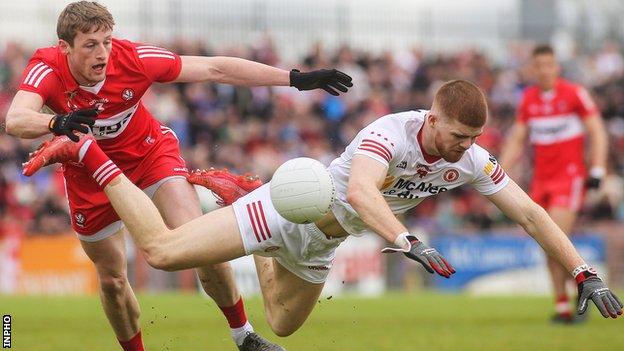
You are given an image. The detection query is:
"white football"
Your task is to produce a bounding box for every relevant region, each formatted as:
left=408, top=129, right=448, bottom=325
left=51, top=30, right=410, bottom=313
left=270, top=157, right=335, bottom=224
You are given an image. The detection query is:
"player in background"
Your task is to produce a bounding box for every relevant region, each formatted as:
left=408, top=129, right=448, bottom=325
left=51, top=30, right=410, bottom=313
left=4, top=2, right=352, bottom=350
left=499, top=45, right=608, bottom=323
left=22, top=80, right=622, bottom=343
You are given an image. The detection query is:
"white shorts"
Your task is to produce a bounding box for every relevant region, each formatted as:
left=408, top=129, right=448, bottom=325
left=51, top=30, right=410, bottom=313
left=232, top=184, right=346, bottom=284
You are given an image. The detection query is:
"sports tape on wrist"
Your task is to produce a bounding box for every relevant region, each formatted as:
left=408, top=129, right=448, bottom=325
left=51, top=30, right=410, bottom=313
left=572, top=264, right=590, bottom=277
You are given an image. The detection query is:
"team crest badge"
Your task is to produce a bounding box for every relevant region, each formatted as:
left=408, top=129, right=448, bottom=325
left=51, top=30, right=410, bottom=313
left=443, top=169, right=460, bottom=182
left=122, top=88, right=134, bottom=101
left=74, top=212, right=86, bottom=227
left=416, top=163, right=431, bottom=179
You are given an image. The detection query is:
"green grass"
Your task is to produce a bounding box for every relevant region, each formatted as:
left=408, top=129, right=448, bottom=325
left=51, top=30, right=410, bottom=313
left=1, top=292, right=622, bottom=351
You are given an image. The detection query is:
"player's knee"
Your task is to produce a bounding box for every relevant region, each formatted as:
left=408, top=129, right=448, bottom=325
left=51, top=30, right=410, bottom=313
left=99, top=273, right=128, bottom=296
left=142, top=247, right=176, bottom=272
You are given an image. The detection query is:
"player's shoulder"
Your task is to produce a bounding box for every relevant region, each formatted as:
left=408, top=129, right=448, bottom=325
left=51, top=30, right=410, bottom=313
left=29, top=46, right=61, bottom=67
left=463, top=142, right=492, bottom=167
left=521, top=84, right=540, bottom=99
left=373, top=109, right=426, bottom=129
left=556, top=78, right=580, bottom=90
left=21, top=46, right=62, bottom=91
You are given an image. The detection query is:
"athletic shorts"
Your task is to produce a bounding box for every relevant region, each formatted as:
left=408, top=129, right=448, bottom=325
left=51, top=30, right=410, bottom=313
left=232, top=184, right=346, bottom=284
left=64, top=130, right=188, bottom=240
left=529, top=176, right=585, bottom=211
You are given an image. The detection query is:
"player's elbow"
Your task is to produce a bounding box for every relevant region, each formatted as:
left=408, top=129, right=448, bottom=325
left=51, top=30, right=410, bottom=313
left=4, top=114, right=18, bottom=136
left=520, top=202, right=548, bottom=234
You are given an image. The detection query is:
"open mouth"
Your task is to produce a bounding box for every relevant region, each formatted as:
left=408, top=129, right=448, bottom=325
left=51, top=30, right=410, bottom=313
left=92, top=63, right=106, bottom=73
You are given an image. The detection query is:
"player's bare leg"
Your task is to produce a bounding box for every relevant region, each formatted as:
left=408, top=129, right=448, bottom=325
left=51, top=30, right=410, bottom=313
left=81, top=228, right=143, bottom=348
left=152, top=178, right=241, bottom=304
left=253, top=255, right=324, bottom=337
left=152, top=178, right=282, bottom=349
left=546, top=207, right=578, bottom=322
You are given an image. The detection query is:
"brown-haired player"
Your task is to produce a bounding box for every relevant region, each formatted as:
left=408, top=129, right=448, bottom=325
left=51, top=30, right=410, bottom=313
left=500, top=45, right=608, bottom=323
left=4, top=1, right=352, bottom=350
left=22, top=80, right=622, bottom=346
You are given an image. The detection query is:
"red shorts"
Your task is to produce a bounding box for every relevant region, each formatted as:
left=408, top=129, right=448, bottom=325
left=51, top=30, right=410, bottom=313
left=63, top=131, right=188, bottom=239
left=529, top=176, right=585, bottom=211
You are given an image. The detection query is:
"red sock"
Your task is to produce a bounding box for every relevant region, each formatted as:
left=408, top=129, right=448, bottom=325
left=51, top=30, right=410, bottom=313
left=118, top=330, right=145, bottom=351
left=79, top=140, right=122, bottom=188
left=555, top=294, right=570, bottom=317
left=219, top=297, right=248, bottom=328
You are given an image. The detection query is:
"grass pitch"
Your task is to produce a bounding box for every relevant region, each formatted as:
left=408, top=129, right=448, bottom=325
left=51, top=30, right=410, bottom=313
left=1, top=292, right=622, bottom=351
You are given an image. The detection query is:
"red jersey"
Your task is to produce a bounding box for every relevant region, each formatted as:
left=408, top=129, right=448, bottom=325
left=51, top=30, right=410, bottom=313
left=18, top=38, right=182, bottom=166
left=517, top=78, right=598, bottom=180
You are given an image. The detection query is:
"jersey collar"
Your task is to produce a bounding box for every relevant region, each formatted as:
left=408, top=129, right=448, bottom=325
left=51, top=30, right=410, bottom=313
left=417, top=123, right=442, bottom=164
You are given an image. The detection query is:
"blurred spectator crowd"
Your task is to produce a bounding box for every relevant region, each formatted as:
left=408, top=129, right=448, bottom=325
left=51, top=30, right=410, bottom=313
left=1, top=37, right=624, bottom=237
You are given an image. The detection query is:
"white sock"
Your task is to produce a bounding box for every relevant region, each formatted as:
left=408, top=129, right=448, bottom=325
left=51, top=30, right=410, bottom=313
left=231, top=321, right=254, bottom=346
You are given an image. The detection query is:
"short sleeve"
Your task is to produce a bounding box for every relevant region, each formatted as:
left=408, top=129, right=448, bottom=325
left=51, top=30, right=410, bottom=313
left=573, top=86, right=598, bottom=118
left=18, top=60, right=57, bottom=101
left=516, top=90, right=529, bottom=124
left=352, top=117, right=403, bottom=167
left=470, top=145, right=509, bottom=195
left=134, top=44, right=182, bottom=83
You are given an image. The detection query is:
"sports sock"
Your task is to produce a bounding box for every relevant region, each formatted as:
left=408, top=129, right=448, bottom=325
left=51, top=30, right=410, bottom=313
left=78, top=139, right=122, bottom=188
left=555, top=294, right=571, bottom=317
left=118, top=330, right=145, bottom=351
left=219, top=297, right=254, bottom=345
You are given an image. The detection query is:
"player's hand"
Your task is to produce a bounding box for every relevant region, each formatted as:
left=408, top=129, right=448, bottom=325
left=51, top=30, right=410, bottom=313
left=576, top=267, right=623, bottom=318
left=381, top=233, right=455, bottom=278
left=289, top=68, right=353, bottom=96
left=49, top=108, right=98, bottom=142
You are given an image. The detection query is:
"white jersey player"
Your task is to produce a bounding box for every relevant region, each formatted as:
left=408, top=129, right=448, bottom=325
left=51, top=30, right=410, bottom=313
left=330, top=108, right=508, bottom=239
left=23, top=80, right=622, bottom=343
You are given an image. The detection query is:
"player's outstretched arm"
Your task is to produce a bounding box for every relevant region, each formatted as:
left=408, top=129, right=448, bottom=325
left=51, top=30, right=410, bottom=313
left=583, top=115, right=608, bottom=189
left=5, top=90, right=54, bottom=138
left=347, top=155, right=454, bottom=278
left=175, top=56, right=352, bottom=95
left=5, top=90, right=96, bottom=141
left=486, top=179, right=623, bottom=318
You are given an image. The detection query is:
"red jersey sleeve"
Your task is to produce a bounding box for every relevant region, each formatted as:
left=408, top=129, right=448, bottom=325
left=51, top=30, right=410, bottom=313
left=516, top=90, right=530, bottom=124
left=18, top=59, right=58, bottom=101
left=133, top=44, right=182, bottom=83
left=573, top=85, right=598, bottom=118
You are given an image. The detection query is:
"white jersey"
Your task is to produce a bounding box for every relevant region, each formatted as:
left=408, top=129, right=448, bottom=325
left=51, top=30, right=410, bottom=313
left=327, top=110, right=509, bottom=237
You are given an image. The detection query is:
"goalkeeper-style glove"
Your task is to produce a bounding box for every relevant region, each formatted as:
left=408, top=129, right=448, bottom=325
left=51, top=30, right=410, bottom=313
left=585, top=167, right=605, bottom=190
left=382, top=232, right=456, bottom=278
left=49, top=108, right=98, bottom=142
left=289, top=68, right=353, bottom=96
left=575, top=265, right=623, bottom=318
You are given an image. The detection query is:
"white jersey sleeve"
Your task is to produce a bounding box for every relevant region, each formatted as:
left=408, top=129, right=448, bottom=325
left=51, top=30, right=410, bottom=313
left=351, top=116, right=406, bottom=167
left=469, top=144, right=510, bottom=195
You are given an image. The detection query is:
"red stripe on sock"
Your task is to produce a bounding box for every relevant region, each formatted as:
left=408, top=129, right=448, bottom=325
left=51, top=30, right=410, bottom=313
left=81, top=142, right=121, bottom=187
left=219, top=297, right=248, bottom=328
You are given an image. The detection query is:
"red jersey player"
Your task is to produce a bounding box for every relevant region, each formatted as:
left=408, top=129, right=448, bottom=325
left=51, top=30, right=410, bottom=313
left=4, top=2, right=352, bottom=350
left=500, top=45, right=608, bottom=323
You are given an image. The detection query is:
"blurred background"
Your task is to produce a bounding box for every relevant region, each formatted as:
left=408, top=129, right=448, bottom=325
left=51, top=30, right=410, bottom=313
left=1, top=0, right=624, bottom=303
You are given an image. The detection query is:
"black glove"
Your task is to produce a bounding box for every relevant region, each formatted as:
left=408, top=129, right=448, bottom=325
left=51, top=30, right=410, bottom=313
left=585, top=176, right=602, bottom=189
left=289, top=68, right=353, bottom=96
left=382, top=233, right=456, bottom=278
left=49, top=108, right=98, bottom=142
left=576, top=267, right=623, bottom=318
